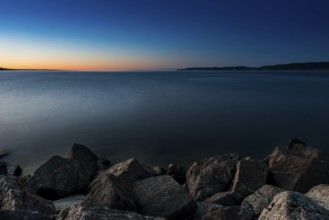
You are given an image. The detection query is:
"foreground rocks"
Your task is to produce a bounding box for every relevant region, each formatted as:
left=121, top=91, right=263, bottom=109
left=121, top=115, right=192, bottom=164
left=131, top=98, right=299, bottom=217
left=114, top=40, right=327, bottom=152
left=2, top=138, right=329, bottom=219
left=134, top=175, right=196, bottom=219
left=186, top=154, right=239, bottom=201
left=57, top=204, right=166, bottom=220
left=0, top=175, right=56, bottom=219
left=259, top=191, right=329, bottom=220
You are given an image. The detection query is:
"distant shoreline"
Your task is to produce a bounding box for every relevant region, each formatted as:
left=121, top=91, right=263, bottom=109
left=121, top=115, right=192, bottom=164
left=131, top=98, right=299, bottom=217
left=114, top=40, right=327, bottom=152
left=178, top=61, right=329, bottom=71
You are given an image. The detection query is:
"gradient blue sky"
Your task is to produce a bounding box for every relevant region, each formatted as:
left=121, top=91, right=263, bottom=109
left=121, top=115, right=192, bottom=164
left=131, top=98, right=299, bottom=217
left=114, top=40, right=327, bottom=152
left=1, top=0, right=329, bottom=70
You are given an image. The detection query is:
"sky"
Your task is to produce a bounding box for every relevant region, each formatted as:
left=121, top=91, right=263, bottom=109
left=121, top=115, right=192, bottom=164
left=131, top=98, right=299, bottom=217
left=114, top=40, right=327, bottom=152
left=1, top=0, right=329, bottom=71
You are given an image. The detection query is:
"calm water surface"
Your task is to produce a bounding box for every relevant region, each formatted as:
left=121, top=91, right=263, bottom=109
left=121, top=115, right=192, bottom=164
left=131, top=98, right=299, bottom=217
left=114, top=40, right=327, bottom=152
left=1, top=70, right=329, bottom=174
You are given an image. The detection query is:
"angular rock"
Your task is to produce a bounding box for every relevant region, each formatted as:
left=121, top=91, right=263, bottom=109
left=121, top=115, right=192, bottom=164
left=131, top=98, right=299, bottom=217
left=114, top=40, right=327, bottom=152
left=25, top=156, right=93, bottom=199
left=54, top=194, right=86, bottom=212
left=259, top=191, right=329, bottom=220
left=108, top=158, right=153, bottom=183
left=204, top=191, right=243, bottom=206
left=306, top=184, right=329, bottom=210
left=68, top=143, right=98, bottom=178
left=57, top=204, right=166, bottom=220
left=134, top=175, right=196, bottom=219
left=186, top=154, right=239, bottom=201
left=85, top=172, right=137, bottom=211
left=242, top=185, right=284, bottom=216
left=263, top=139, right=329, bottom=193
left=193, top=202, right=221, bottom=220
left=0, top=176, right=56, bottom=218
left=203, top=202, right=253, bottom=220
left=232, top=157, right=267, bottom=196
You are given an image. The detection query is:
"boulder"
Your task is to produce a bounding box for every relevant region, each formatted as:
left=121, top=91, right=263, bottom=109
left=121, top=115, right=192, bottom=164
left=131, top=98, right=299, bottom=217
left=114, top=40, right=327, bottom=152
left=25, top=156, right=92, bottom=199
left=134, top=175, right=196, bottom=219
left=203, top=202, right=253, bottom=220
left=57, top=204, right=166, bottom=220
left=263, top=139, right=329, bottom=193
left=107, top=158, right=153, bottom=183
left=193, top=202, right=221, bottom=220
left=0, top=176, right=56, bottom=218
left=306, top=184, right=329, bottom=210
left=84, top=172, right=137, bottom=211
left=232, top=157, right=267, bottom=196
left=54, top=194, right=86, bottom=212
left=259, top=191, right=329, bottom=220
left=186, top=154, right=239, bottom=200
left=68, top=143, right=98, bottom=178
left=242, top=184, right=284, bottom=216
left=204, top=191, right=243, bottom=206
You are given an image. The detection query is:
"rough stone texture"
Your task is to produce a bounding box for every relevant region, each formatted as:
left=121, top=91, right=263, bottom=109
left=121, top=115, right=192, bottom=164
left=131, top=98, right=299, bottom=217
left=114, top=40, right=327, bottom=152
left=232, top=157, right=267, bottom=196
left=0, top=176, right=56, bottom=218
left=57, top=204, right=166, bottom=220
left=134, top=175, right=196, bottom=220
left=68, top=143, right=98, bottom=179
left=0, top=210, right=56, bottom=220
left=193, top=202, right=221, bottom=220
left=203, top=202, right=253, bottom=220
left=259, top=191, right=329, bottom=220
left=108, top=158, right=153, bottom=183
left=84, top=172, right=137, bottom=211
left=242, top=184, right=284, bottom=216
left=54, top=194, right=86, bottom=212
left=263, top=139, right=329, bottom=193
left=204, top=191, right=243, bottom=206
left=306, top=184, right=329, bottom=210
left=24, top=156, right=92, bottom=200
left=186, top=154, right=240, bottom=201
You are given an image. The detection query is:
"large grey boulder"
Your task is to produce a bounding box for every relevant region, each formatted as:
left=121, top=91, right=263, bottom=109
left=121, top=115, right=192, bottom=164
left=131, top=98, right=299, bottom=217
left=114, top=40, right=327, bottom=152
left=186, top=154, right=239, bottom=201
left=134, top=175, right=196, bottom=219
left=306, top=184, right=329, bottom=210
left=85, top=172, right=137, bottom=211
left=0, top=176, right=56, bottom=219
left=232, top=157, right=267, bottom=196
left=68, top=143, right=98, bottom=178
left=242, top=184, right=284, bottom=217
left=259, top=191, right=329, bottom=220
left=25, top=156, right=92, bottom=199
left=204, top=191, right=243, bottom=206
left=264, top=138, right=329, bottom=193
left=56, top=204, right=166, bottom=220
left=107, top=158, right=153, bottom=183
left=203, top=202, right=253, bottom=220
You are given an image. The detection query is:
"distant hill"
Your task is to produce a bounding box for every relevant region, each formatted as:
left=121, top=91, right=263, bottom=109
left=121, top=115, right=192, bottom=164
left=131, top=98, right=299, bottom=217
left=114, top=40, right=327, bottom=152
left=0, top=67, right=10, bottom=70
left=179, top=62, right=329, bottom=71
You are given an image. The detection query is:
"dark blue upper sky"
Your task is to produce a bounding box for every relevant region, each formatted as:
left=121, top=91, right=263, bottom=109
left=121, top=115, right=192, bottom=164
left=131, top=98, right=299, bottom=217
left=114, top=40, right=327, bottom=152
left=1, top=0, right=329, bottom=70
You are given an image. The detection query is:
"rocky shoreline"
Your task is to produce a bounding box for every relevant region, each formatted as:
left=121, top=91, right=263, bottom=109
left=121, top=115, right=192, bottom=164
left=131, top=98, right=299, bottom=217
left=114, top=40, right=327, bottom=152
left=1, top=138, right=329, bottom=219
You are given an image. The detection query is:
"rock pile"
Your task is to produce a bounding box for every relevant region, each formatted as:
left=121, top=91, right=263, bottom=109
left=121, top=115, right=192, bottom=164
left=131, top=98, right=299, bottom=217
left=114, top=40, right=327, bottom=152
left=1, top=138, right=329, bottom=219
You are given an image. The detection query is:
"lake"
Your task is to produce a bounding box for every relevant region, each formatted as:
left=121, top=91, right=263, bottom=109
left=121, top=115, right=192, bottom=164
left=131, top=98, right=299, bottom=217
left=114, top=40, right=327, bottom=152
left=1, top=70, right=329, bottom=174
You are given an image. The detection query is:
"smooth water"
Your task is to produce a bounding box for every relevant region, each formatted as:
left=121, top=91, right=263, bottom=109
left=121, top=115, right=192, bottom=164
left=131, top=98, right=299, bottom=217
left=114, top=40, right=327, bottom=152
left=1, top=70, right=329, bottom=173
